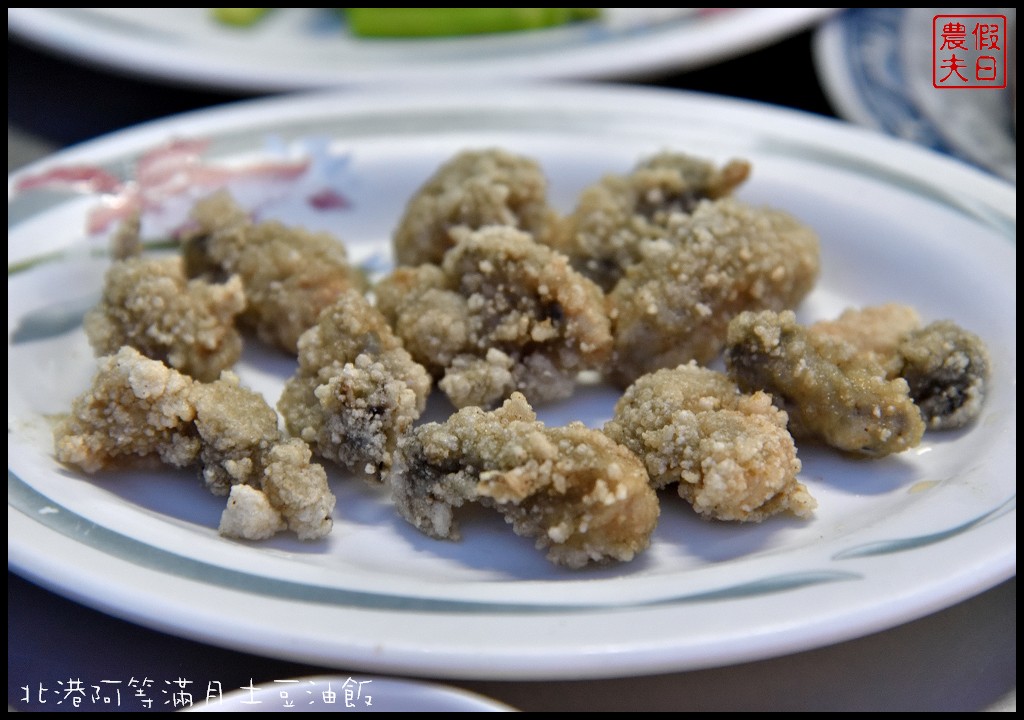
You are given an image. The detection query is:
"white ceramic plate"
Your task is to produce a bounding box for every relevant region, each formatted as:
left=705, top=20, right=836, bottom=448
left=8, top=8, right=836, bottom=91
left=813, top=8, right=1016, bottom=182
left=7, top=84, right=1016, bottom=681
left=183, top=675, right=515, bottom=712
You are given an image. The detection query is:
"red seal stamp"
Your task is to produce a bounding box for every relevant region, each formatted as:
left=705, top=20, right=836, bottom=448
left=933, top=14, right=1007, bottom=88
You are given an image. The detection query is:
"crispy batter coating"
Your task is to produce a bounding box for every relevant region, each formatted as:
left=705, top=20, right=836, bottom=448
left=54, top=346, right=201, bottom=472
left=808, top=303, right=922, bottom=377
left=724, top=310, right=926, bottom=457
left=387, top=393, right=660, bottom=568
left=392, top=148, right=560, bottom=267
left=553, top=152, right=751, bottom=291
left=895, top=321, right=990, bottom=430
left=278, top=290, right=432, bottom=479
left=220, top=484, right=287, bottom=540
left=53, top=346, right=335, bottom=540
left=257, top=439, right=336, bottom=540
left=182, top=190, right=366, bottom=353
left=604, top=364, right=814, bottom=522
left=376, top=226, right=613, bottom=408
left=84, top=256, right=246, bottom=382
left=607, top=198, right=820, bottom=387
left=809, top=306, right=990, bottom=431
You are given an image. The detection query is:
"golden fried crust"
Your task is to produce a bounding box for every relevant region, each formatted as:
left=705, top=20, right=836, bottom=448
left=258, top=439, right=335, bottom=541
left=553, top=152, right=752, bottom=291
left=387, top=393, right=659, bottom=568
left=897, top=320, right=990, bottom=430
left=377, top=226, right=613, bottom=409
left=190, top=373, right=282, bottom=494
left=607, top=198, right=820, bottom=387
left=53, top=346, right=201, bottom=473
left=53, top=346, right=335, bottom=541
left=375, top=265, right=469, bottom=377
left=392, top=148, right=560, bottom=267
left=808, top=306, right=990, bottom=430
left=183, top=190, right=366, bottom=353
left=731, top=305, right=990, bottom=442
left=808, top=303, right=922, bottom=376
left=84, top=256, right=246, bottom=382
left=278, top=290, right=432, bottom=479
left=604, top=364, right=814, bottom=522
left=725, top=310, right=925, bottom=457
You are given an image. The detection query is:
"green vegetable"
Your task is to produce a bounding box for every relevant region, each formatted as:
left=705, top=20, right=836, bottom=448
left=343, top=8, right=600, bottom=38
left=211, top=8, right=272, bottom=27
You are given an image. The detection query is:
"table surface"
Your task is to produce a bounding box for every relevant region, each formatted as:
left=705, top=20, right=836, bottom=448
left=7, top=18, right=1016, bottom=712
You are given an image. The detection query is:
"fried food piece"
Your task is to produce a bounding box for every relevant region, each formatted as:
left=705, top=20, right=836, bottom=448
left=724, top=310, right=926, bottom=457
left=53, top=346, right=335, bottom=540
left=607, top=198, right=820, bottom=387
left=54, top=346, right=201, bottom=472
left=392, top=148, right=560, bottom=267
left=387, top=392, right=659, bottom=568
left=376, top=226, right=613, bottom=408
left=604, top=363, right=814, bottom=522
left=182, top=190, right=366, bottom=353
left=83, top=256, right=246, bottom=382
left=278, top=290, right=432, bottom=479
left=553, top=152, right=751, bottom=291
left=810, top=306, right=990, bottom=430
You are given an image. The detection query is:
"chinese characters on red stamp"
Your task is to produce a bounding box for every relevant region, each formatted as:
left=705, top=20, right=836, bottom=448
left=933, top=14, right=1007, bottom=88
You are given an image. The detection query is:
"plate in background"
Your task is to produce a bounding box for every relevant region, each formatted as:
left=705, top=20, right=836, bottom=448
left=813, top=7, right=1015, bottom=182
left=8, top=8, right=835, bottom=91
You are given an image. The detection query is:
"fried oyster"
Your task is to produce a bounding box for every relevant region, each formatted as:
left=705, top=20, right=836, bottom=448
left=604, top=363, right=814, bottom=522
left=607, top=197, right=820, bottom=387
left=84, top=256, right=246, bottom=382
left=53, top=346, right=335, bottom=540
left=808, top=304, right=990, bottom=431
left=553, top=151, right=752, bottom=291
left=725, top=306, right=991, bottom=454
left=387, top=392, right=660, bottom=569
left=392, top=148, right=560, bottom=267
left=376, top=225, right=613, bottom=409
left=182, top=190, right=366, bottom=353
left=278, top=290, right=432, bottom=479
left=724, top=309, right=927, bottom=457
